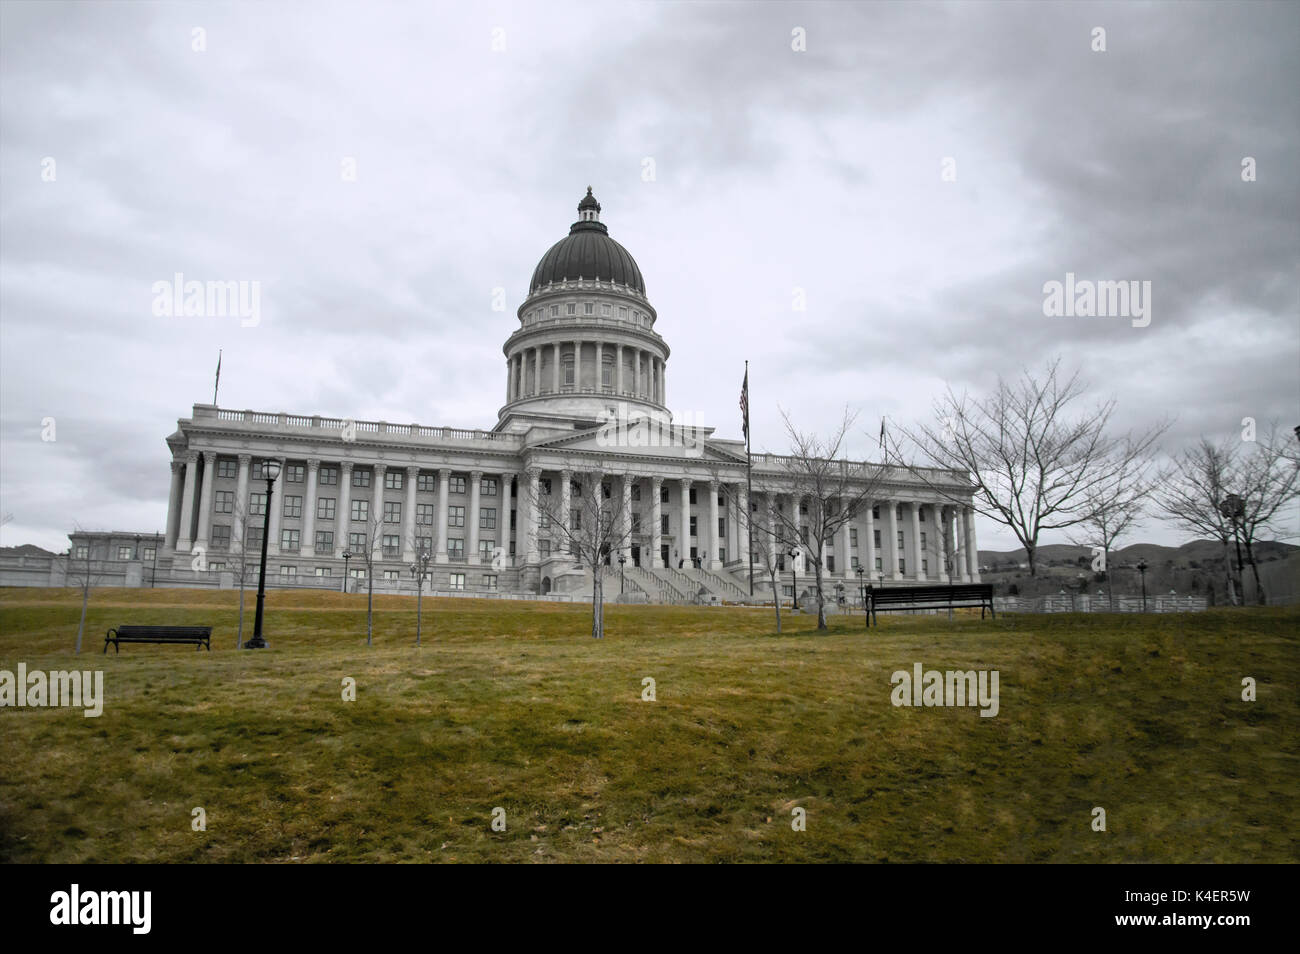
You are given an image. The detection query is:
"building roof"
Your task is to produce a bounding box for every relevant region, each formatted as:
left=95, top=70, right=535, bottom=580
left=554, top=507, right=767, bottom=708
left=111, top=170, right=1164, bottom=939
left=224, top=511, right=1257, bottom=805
left=528, top=189, right=645, bottom=295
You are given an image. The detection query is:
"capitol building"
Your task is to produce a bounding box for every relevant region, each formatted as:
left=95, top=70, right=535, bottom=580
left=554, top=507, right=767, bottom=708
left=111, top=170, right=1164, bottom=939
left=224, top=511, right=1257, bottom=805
left=141, top=188, right=980, bottom=602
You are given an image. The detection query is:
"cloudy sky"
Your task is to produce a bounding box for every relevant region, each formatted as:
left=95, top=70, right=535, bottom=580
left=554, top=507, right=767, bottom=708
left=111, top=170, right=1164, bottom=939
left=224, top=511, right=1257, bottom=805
left=1, top=0, right=1297, bottom=554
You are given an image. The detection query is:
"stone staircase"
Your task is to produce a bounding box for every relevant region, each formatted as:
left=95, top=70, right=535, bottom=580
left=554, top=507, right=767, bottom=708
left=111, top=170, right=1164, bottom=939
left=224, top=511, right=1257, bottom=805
left=645, top=567, right=695, bottom=603
left=626, top=566, right=684, bottom=603
left=695, top=566, right=748, bottom=600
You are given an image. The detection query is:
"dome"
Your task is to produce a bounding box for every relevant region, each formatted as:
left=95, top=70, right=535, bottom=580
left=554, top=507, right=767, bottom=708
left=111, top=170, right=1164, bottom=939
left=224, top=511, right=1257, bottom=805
left=528, top=188, right=645, bottom=295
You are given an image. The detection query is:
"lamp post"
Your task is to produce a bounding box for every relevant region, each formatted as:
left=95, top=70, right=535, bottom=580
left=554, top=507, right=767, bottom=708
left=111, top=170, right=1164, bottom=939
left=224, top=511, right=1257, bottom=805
left=246, top=458, right=281, bottom=649
left=1136, top=559, right=1148, bottom=612
left=410, top=549, right=432, bottom=646
left=618, top=553, right=626, bottom=594
left=788, top=547, right=800, bottom=609
left=342, top=550, right=353, bottom=593
left=856, top=565, right=867, bottom=629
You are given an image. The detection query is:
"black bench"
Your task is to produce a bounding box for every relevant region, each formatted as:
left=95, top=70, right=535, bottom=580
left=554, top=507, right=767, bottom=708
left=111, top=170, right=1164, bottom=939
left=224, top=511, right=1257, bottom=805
left=104, top=625, right=212, bottom=653
left=866, top=584, right=995, bottom=626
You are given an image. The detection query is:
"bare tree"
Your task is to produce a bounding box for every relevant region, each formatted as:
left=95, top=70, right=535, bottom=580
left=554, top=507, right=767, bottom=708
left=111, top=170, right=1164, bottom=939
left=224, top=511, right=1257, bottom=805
left=355, top=507, right=388, bottom=645
left=224, top=500, right=258, bottom=648
left=63, top=525, right=107, bottom=654
left=890, top=358, right=1168, bottom=577
left=1157, top=426, right=1299, bottom=605
left=531, top=467, right=636, bottom=639
left=716, top=479, right=788, bottom=632
left=752, top=408, right=887, bottom=630
left=1065, top=447, right=1153, bottom=579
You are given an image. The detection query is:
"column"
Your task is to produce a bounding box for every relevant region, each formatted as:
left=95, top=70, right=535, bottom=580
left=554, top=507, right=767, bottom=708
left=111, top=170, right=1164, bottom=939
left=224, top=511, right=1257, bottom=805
left=838, top=500, right=852, bottom=578
left=468, top=470, right=483, bottom=564
left=533, top=348, right=542, bottom=396
left=435, top=468, right=450, bottom=564
left=336, top=462, right=353, bottom=557
left=402, top=466, right=419, bottom=560
left=302, top=458, right=320, bottom=557
left=175, top=451, right=198, bottom=551
left=373, top=464, right=387, bottom=559
left=560, top=469, right=572, bottom=538
left=616, top=344, right=624, bottom=394
left=500, top=472, right=515, bottom=564
left=633, top=349, right=642, bottom=398
left=267, top=457, right=286, bottom=555
left=964, top=507, right=978, bottom=581
left=884, top=499, right=900, bottom=581
left=553, top=342, right=561, bottom=392
left=737, top=483, right=751, bottom=568
left=910, top=501, right=923, bottom=581
left=678, top=478, right=692, bottom=566
left=707, top=480, right=721, bottom=569
left=650, top=477, right=663, bottom=567
left=595, top=341, right=604, bottom=391
left=525, top=468, right=541, bottom=563
left=574, top=339, right=583, bottom=389
left=164, top=460, right=184, bottom=550
left=863, top=499, right=876, bottom=580
left=620, top=474, right=633, bottom=561
left=661, top=363, right=667, bottom=404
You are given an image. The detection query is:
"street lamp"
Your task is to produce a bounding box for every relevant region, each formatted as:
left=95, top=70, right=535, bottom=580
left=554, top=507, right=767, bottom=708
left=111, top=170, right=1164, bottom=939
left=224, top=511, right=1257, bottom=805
left=410, top=549, right=432, bottom=646
left=1136, top=559, right=1148, bottom=612
left=788, top=547, right=800, bottom=609
left=246, top=458, right=281, bottom=649
left=618, top=553, right=626, bottom=593
left=342, top=550, right=354, bottom=593
left=856, top=564, right=867, bottom=629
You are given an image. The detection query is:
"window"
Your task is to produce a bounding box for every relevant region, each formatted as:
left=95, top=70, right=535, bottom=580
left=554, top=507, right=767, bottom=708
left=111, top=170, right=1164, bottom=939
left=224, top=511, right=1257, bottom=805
left=382, top=471, right=402, bottom=491
left=249, top=493, right=267, bottom=516
left=920, top=532, right=927, bottom=551
left=417, top=473, right=437, bottom=492
left=719, top=548, right=727, bottom=563
left=660, top=485, right=670, bottom=504
left=689, top=488, right=697, bottom=504
left=566, top=303, right=576, bottom=315
left=874, top=529, right=882, bottom=549
left=602, top=482, right=611, bottom=499
left=315, top=531, right=334, bottom=553
left=872, top=504, right=880, bottom=519
left=449, top=573, right=466, bottom=590
left=315, top=567, right=332, bottom=577
left=619, top=306, right=628, bottom=319
left=209, top=562, right=226, bottom=573
left=540, top=539, right=551, bottom=558
left=416, top=503, right=435, bottom=525
left=922, top=559, right=929, bottom=573
left=448, top=505, right=465, bottom=528
left=118, top=546, right=132, bottom=560
left=319, top=465, right=338, bottom=486
left=481, top=477, right=497, bottom=497
left=352, top=469, right=371, bottom=488
left=317, top=497, right=336, bottom=520
left=253, top=460, right=272, bottom=479
left=285, top=464, right=305, bottom=483
left=384, top=501, right=401, bottom=524
left=851, top=556, right=860, bottom=569
left=897, top=530, right=905, bottom=551
left=480, top=507, right=497, bottom=529
left=212, top=491, right=234, bottom=513
left=450, top=476, right=466, bottom=494
left=281, top=529, right=300, bottom=551
left=689, top=516, right=697, bottom=536
left=284, top=496, right=302, bottom=518
left=896, top=504, right=904, bottom=521
left=571, top=510, right=581, bottom=530
left=416, top=536, right=433, bottom=553
left=448, top=538, right=464, bottom=560
left=538, top=510, right=551, bottom=529
left=384, top=569, right=400, bottom=581
left=631, top=484, right=641, bottom=502
left=718, top=517, right=726, bottom=537
left=661, top=514, right=670, bottom=534
left=211, top=525, right=231, bottom=549
left=631, top=513, right=641, bottom=534
left=601, top=356, right=613, bottom=387
left=349, top=567, right=366, bottom=579
left=875, top=556, right=883, bottom=572
left=248, top=527, right=264, bottom=549
left=280, top=566, right=297, bottom=578
left=142, top=546, right=156, bottom=562
left=550, top=304, right=559, bottom=317
left=850, top=528, right=858, bottom=548
left=601, top=303, right=611, bottom=316
left=563, top=357, right=575, bottom=385
left=383, top=535, right=400, bottom=556
left=899, top=558, right=906, bottom=574
left=540, top=478, right=552, bottom=495
left=349, top=532, right=366, bottom=549
left=73, top=545, right=89, bottom=560
left=216, top=458, right=237, bottom=479
left=828, top=556, right=836, bottom=573
left=483, top=575, right=498, bottom=591
left=352, top=500, right=369, bottom=522
left=479, top=540, right=495, bottom=562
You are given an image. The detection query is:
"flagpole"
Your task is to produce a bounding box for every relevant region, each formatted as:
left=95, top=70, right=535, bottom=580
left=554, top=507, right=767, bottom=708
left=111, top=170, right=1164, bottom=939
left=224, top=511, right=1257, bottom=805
left=213, top=349, right=222, bottom=405
left=745, top=360, right=753, bottom=596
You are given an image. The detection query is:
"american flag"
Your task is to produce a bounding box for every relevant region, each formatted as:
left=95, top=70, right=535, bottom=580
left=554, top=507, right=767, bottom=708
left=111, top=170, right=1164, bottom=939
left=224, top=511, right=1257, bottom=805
left=739, top=366, right=749, bottom=439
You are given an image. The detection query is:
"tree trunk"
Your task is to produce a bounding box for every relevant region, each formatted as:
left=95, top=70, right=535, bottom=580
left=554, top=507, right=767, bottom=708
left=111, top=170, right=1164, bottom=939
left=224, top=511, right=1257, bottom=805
left=367, top=576, right=374, bottom=645
left=591, top=567, right=603, bottom=639
left=1025, top=542, right=1038, bottom=577
left=237, top=574, right=247, bottom=648
left=770, top=568, right=782, bottom=633
left=1244, top=539, right=1266, bottom=605
left=813, top=560, right=827, bottom=630
left=75, top=583, right=89, bottom=654
left=1222, top=544, right=1240, bottom=605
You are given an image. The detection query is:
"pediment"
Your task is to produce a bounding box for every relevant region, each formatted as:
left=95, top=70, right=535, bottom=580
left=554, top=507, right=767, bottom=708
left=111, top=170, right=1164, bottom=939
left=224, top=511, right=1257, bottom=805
left=527, top=419, right=748, bottom=466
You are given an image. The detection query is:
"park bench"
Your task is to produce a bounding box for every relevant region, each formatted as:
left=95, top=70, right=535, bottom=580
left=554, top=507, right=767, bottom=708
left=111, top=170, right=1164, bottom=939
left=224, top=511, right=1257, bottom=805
left=104, top=625, right=212, bottom=653
left=866, top=584, right=995, bottom=626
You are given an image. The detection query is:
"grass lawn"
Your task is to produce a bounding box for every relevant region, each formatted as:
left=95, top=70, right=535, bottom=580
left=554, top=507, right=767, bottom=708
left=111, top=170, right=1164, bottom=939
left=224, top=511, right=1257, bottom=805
left=0, top=587, right=1295, bottom=863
